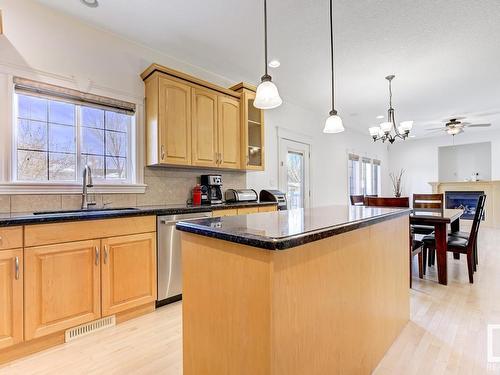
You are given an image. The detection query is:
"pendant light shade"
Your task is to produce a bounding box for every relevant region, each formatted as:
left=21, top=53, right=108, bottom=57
left=254, top=0, right=282, bottom=110
left=323, top=0, right=344, bottom=134
left=254, top=75, right=282, bottom=109
left=324, top=111, right=344, bottom=133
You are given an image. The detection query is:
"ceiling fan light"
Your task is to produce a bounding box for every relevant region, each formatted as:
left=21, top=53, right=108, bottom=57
left=447, top=127, right=462, bottom=135
left=400, top=120, right=413, bottom=131
left=323, top=113, right=344, bottom=133
left=254, top=78, right=282, bottom=109
left=380, top=121, right=393, bottom=133
left=369, top=126, right=380, bottom=137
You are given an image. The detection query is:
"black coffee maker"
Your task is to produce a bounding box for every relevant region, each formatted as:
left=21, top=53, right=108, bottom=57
left=200, top=175, right=223, bottom=204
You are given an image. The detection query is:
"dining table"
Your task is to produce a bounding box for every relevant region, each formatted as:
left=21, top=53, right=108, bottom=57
left=410, top=208, right=463, bottom=285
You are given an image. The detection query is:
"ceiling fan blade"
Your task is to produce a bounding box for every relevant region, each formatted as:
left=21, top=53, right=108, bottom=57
left=466, top=123, right=492, bottom=127
left=427, top=129, right=446, bottom=134
left=425, top=127, right=444, bottom=131
left=442, top=116, right=466, bottom=122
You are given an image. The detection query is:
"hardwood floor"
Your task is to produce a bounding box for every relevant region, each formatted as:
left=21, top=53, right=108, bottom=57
left=1, top=226, right=499, bottom=374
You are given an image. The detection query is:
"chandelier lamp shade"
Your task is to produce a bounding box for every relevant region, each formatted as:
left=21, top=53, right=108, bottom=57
left=323, top=0, right=344, bottom=133
left=369, top=75, right=412, bottom=143
left=254, top=0, right=282, bottom=110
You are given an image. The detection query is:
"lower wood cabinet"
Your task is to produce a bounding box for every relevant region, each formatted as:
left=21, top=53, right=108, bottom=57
left=0, top=249, right=23, bottom=349
left=258, top=205, right=277, bottom=213
left=24, top=240, right=101, bottom=341
left=237, top=207, right=260, bottom=215
left=101, top=233, right=157, bottom=316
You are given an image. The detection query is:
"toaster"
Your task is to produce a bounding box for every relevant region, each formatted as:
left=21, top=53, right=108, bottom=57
left=224, top=189, right=258, bottom=203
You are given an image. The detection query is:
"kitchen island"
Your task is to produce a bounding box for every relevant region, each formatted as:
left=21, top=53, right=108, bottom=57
left=176, top=205, right=411, bottom=375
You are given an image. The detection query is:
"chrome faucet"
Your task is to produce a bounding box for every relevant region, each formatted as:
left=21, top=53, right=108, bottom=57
left=81, top=165, right=96, bottom=210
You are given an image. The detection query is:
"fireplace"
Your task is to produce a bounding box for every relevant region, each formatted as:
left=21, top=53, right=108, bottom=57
left=445, top=191, right=484, bottom=220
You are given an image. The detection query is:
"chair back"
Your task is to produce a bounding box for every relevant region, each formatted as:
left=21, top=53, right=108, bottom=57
left=365, top=197, right=410, bottom=208
left=468, top=195, right=486, bottom=251
left=413, top=193, right=444, bottom=209
left=350, top=195, right=365, bottom=206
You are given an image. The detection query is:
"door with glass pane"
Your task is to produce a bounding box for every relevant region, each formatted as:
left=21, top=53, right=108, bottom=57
left=279, top=139, right=310, bottom=209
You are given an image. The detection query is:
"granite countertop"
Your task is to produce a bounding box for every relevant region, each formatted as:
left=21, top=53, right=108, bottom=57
left=176, top=205, right=411, bottom=250
left=0, top=201, right=277, bottom=227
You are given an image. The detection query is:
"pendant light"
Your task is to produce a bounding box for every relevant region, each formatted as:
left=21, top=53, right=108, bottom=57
left=323, top=0, right=344, bottom=133
left=254, top=0, right=283, bottom=109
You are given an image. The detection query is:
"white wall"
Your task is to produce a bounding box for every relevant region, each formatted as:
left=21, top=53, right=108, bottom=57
left=0, top=0, right=389, bottom=206
left=389, top=130, right=500, bottom=196
left=438, top=142, right=491, bottom=182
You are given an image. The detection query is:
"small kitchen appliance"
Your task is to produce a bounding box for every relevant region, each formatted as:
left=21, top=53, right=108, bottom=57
left=259, top=189, right=287, bottom=210
left=201, top=174, right=223, bottom=204
left=224, top=189, right=258, bottom=203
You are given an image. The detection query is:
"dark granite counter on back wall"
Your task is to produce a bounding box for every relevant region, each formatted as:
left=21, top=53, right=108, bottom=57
left=176, top=205, right=411, bottom=250
left=0, top=201, right=277, bottom=227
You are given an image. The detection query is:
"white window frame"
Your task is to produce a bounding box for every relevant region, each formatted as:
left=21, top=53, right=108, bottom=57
left=347, top=153, right=382, bottom=199
left=0, top=73, right=145, bottom=194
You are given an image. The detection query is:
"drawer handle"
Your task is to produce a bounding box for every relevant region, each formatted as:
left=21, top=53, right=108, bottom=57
left=161, top=145, right=166, bottom=160
left=95, top=246, right=100, bottom=266
left=104, top=245, right=109, bottom=265
left=15, top=256, right=19, bottom=280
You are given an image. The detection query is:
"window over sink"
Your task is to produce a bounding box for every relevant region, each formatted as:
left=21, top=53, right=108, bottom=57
left=13, top=77, right=135, bottom=185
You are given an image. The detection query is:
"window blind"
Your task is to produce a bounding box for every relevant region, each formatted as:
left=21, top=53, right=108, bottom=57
left=14, top=77, right=136, bottom=115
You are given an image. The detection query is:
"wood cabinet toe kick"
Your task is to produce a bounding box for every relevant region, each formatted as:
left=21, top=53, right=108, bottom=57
left=0, top=215, right=157, bottom=365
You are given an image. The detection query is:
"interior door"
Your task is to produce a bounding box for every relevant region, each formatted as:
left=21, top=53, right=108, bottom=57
left=158, top=76, right=192, bottom=165
left=218, top=96, right=241, bottom=169
left=279, top=138, right=311, bottom=209
left=192, top=88, right=218, bottom=167
left=0, top=249, right=23, bottom=349
left=24, top=240, right=101, bottom=340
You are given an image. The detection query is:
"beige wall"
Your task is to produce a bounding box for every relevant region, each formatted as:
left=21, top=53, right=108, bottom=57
left=0, top=167, right=246, bottom=213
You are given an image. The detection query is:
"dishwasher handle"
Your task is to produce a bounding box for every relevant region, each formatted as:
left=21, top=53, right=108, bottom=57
left=160, top=213, right=212, bottom=225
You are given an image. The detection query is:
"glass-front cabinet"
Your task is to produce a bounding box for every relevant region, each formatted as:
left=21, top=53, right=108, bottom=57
left=231, top=83, right=265, bottom=171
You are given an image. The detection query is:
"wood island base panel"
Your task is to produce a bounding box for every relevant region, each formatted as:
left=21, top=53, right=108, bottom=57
left=181, top=215, right=410, bottom=375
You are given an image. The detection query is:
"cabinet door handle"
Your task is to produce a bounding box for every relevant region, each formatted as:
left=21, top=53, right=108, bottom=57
left=0, top=235, right=3, bottom=245
left=214, top=151, right=218, bottom=164
left=161, top=145, right=166, bottom=160
left=15, top=256, right=19, bottom=280
left=104, top=245, right=109, bottom=264
left=95, top=246, right=100, bottom=266
left=246, top=155, right=250, bottom=166
left=218, top=152, right=222, bottom=165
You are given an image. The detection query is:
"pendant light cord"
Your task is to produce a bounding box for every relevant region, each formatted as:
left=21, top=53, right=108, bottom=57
left=264, top=0, right=269, bottom=77
left=330, top=0, right=337, bottom=114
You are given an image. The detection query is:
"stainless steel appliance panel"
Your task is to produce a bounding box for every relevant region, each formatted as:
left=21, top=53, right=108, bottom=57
left=157, top=211, right=212, bottom=305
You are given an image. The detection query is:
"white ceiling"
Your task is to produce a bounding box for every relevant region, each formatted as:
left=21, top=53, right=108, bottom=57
left=36, top=0, right=500, bottom=138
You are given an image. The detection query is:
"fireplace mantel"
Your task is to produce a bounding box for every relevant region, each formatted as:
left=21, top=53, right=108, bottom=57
left=429, top=180, right=500, bottom=228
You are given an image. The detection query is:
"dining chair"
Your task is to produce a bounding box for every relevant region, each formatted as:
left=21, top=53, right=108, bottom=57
left=422, top=194, right=485, bottom=283
left=424, top=194, right=485, bottom=270
left=350, top=195, right=365, bottom=206
left=364, top=197, right=410, bottom=208
left=448, top=195, right=486, bottom=269
left=412, top=194, right=444, bottom=235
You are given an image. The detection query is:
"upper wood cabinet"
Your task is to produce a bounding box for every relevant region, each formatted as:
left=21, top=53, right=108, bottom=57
left=145, top=74, right=192, bottom=166
left=192, top=88, right=218, bottom=167
left=101, top=233, right=157, bottom=317
left=142, top=65, right=255, bottom=170
left=24, top=239, right=101, bottom=341
left=218, top=96, right=241, bottom=169
left=231, top=84, right=265, bottom=171
left=0, top=249, right=23, bottom=350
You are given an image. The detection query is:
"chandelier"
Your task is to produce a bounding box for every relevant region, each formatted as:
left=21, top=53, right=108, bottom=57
left=369, top=75, right=413, bottom=143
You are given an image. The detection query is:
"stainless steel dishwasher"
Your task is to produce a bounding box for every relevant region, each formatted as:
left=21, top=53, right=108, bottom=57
left=157, top=211, right=212, bottom=306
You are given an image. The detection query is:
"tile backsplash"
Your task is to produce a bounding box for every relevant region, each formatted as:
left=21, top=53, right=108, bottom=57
left=0, top=167, right=247, bottom=213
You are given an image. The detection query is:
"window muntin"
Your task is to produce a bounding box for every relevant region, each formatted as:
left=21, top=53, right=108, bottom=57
left=15, top=93, right=132, bottom=183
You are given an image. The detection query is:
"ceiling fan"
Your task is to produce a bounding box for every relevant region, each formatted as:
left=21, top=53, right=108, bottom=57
left=425, top=117, right=491, bottom=136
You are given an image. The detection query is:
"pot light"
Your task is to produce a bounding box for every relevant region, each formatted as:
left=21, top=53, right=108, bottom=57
left=268, top=60, right=280, bottom=68
left=376, top=115, right=385, bottom=119
left=81, top=0, right=99, bottom=8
